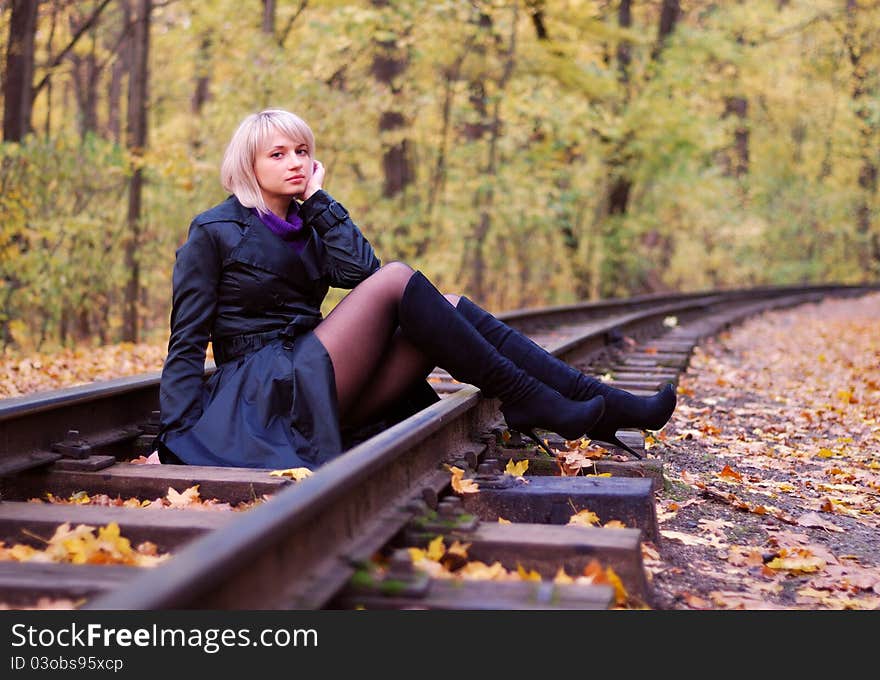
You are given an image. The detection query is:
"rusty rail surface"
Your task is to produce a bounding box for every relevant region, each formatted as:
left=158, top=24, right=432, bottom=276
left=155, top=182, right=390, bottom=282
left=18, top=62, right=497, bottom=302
left=0, top=283, right=875, bottom=610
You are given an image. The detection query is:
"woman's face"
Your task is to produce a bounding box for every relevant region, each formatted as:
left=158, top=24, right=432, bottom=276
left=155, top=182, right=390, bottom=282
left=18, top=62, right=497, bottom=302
left=254, top=130, right=313, bottom=211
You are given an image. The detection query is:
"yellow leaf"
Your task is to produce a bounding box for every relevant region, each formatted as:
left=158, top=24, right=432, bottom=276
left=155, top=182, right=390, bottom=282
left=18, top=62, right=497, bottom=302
left=8, top=544, right=39, bottom=561
left=447, top=465, right=480, bottom=494
left=516, top=564, right=542, bottom=581
left=766, top=552, right=825, bottom=574
left=504, top=458, right=529, bottom=478
left=553, top=567, right=573, bottom=584
left=446, top=540, right=471, bottom=559
left=497, top=517, right=511, bottom=524
left=568, top=509, right=600, bottom=527
left=460, top=560, right=509, bottom=580
left=605, top=567, right=629, bottom=606
left=407, top=546, right=427, bottom=563
left=426, top=536, right=446, bottom=561
left=269, top=467, right=313, bottom=481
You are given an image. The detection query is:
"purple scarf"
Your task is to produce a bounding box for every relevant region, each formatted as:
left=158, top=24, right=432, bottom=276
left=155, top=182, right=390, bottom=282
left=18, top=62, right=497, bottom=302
left=253, top=205, right=307, bottom=253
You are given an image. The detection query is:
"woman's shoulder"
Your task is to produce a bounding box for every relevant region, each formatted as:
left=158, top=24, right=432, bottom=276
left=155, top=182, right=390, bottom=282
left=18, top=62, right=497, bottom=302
left=191, top=195, right=251, bottom=229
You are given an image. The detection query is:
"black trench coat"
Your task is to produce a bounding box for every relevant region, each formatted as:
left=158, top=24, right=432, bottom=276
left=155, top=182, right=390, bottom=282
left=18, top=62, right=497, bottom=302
left=154, top=190, right=437, bottom=469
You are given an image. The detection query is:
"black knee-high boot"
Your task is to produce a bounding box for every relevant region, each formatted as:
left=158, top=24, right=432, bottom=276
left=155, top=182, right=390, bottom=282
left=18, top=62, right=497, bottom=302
left=398, top=272, right=605, bottom=450
left=456, top=295, right=676, bottom=458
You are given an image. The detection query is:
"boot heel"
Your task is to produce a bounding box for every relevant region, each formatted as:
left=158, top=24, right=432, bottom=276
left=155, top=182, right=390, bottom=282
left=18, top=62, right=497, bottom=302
left=591, top=430, right=642, bottom=459
left=521, top=430, right=555, bottom=458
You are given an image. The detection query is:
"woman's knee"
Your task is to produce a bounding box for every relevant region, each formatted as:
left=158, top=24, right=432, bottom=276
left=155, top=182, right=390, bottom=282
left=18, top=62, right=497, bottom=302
left=370, top=261, right=415, bottom=295
left=374, top=261, right=414, bottom=285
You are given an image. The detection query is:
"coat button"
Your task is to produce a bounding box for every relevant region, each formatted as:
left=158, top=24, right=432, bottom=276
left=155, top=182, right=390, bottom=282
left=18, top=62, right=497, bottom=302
left=282, top=340, right=295, bottom=350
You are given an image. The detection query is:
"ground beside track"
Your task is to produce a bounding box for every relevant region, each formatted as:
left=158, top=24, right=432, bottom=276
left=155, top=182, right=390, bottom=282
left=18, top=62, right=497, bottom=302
left=649, top=292, right=880, bottom=610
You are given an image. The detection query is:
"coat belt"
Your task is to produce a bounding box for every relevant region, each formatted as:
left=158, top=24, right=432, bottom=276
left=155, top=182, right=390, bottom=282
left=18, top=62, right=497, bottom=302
left=212, top=316, right=321, bottom=364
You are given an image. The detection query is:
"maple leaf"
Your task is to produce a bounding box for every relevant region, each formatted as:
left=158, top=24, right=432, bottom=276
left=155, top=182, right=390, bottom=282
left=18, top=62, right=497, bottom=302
left=797, top=511, right=844, bottom=532
left=446, top=540, right=471, bottom=560
left=579, top=560, right=629, bottom=605
left=166, top=485, right=200, bottom=508
left=568, top=509, right=600, bottom=527
left=504, top=458, right=529, bottom=478
left=440, top=540, right=471, bottom=572
left=718, top=465, right=743, bottom=482
left=661, top=530, right=712, bottom=547
left=555, top=450, right=600, bottom=476
left=516, top=564, right=542, bottom=581
left=460, top=561, right=510, bottom=581
left=553, top=567, right=574, bottom=584
left=418, top=535, right=444, bottom=562
left=766, top=551, right=826, bottom=574
left=269, top=468, right=313, bottom=481
left=447, top=465, right=479, bottom=494
left=407, top=546, right=428, bottom=564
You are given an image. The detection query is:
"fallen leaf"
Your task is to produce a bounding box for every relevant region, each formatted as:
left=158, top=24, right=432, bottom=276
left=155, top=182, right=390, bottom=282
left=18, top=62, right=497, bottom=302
left=269, top=468, right=312, bottom=481
left=447, top=465, right=480, bottom=494
left=796, top=511, right=844, bottom=532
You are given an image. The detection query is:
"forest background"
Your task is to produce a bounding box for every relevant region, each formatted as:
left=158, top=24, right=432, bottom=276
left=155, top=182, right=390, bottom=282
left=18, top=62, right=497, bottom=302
left=1, top=0, right=879, bottom=355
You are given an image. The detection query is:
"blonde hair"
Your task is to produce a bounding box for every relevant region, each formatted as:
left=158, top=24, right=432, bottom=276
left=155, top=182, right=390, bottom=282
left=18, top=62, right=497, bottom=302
left=220, top=109, right=316, bottom=214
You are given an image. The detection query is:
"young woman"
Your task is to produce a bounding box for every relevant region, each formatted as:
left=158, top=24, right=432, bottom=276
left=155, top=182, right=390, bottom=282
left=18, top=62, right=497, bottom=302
left=153, top=109, right=676, bottom=468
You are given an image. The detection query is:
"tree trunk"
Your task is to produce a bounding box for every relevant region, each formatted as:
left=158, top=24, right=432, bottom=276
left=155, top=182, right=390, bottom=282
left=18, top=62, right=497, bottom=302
left=371, top=1, right=413, bottom=199
left=108, top=1, right=133, bottom=143
left=262, top=0, right=275, bottom=35
left=526, top=0, right=548, bottom=41
left=192, top=34, right=211, bottom=116
left=617, top=0, right=632, bottom=84
left=69, top=25, right=100, bottom=139
left=650, top=0, right=681, bottom=62
left=844, top=0, right=878, bottom=273
left=122, top=0, right=151, bottom=343
left=460, top=6, right=517, bottom=305
left=191, top=33, right=212, bottom=154
left=3, top=0, right=39, bottom=141
left=722, top=95, right=749, bottom=177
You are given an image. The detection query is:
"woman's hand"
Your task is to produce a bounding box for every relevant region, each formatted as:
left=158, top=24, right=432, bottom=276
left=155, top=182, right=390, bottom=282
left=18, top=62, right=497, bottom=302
left=302, top=160, right=324, bottom=201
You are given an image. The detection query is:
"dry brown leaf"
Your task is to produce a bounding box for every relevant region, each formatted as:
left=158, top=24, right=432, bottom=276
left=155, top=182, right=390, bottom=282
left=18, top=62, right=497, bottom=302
left=796, top=511, right=844, bottom=532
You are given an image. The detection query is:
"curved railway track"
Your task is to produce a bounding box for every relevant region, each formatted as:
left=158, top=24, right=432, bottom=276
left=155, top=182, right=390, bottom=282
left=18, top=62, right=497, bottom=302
left=0, top=283, right=876, bottom=611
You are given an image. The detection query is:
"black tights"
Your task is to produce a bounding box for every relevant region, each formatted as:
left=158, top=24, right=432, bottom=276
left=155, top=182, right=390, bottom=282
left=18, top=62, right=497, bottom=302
left=313, top=262, right=459, bottom=428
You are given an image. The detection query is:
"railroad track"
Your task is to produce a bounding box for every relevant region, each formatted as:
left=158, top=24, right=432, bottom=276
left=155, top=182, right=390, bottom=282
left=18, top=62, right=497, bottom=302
left=0, top=283, right=875, bottom=611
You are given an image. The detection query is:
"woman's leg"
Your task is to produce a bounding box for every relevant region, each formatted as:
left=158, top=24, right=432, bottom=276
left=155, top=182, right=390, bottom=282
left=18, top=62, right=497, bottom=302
left=341, top=329, right=432, bottom=428
left=316, top=264, right=605, bottom=450
left=346, top=294, right=462, bottom=426
left=314, top=262, right=438, bottom=424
